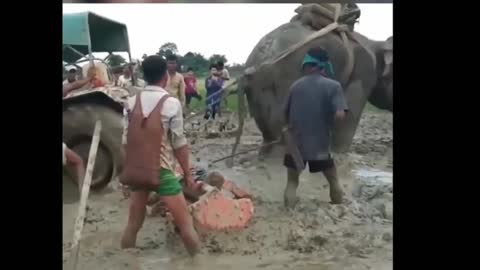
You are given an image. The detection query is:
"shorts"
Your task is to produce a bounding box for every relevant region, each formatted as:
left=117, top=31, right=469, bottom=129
left=156, top=168, right=182, bottom=196
left=283, top=154, right=334, bottom=173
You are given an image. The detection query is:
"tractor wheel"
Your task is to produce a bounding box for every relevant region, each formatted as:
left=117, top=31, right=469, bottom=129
left=63, top=103, right=125, bottom=190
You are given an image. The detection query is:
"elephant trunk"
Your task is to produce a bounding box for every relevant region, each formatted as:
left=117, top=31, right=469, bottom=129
left=369, top=81, right=393, bottom=111
left=368, top=37, right=393, bottom=112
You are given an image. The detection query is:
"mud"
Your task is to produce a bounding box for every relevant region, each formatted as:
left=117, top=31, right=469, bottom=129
left=63, top=110, right=393, bottom=270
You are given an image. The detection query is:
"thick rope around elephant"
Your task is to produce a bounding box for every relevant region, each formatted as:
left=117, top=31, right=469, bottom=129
left=227, top=3, right=357, bottom=167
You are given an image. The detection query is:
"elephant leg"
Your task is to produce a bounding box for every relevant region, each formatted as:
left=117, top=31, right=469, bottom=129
left=258, top=139, right=275, bottom=161
left=246, top=88, right=279, bottom=160
left=332, top=80, right=368, bottom=152
left=257, top=119, right=279, bottom=160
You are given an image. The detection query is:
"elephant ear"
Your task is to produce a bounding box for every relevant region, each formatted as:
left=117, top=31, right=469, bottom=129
left=382, top=37, right=393, bottom=77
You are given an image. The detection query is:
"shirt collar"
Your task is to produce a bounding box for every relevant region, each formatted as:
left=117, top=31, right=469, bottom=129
left=144, top=85, right=168, bottom=93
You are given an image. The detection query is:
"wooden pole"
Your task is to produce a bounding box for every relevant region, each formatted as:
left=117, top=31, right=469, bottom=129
left=66, top=120, right=102, bottom=270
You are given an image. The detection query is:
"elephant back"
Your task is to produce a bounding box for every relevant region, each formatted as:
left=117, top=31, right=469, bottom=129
left=245, top=21, right=316, bottom=68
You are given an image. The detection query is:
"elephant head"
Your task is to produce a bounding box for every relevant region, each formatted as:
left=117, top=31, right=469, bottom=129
left=369, top=36, right=393, bottom=111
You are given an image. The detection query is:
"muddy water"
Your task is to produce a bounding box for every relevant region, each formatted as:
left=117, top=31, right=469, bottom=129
left=63, top=112, right=393, bottom=270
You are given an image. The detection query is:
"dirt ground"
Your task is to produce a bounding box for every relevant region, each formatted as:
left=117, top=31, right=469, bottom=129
left=63, top=110, right=393, bottom=270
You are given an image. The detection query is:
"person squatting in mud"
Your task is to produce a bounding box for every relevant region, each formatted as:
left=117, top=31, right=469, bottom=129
left=120, top=55, right=201, bottom=256
left=283, top=47, right=348, bottom=207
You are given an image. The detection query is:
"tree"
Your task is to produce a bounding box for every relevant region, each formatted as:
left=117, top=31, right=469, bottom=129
left=181, top=52, right=210, bottom=77
left=208, top=54, right=228, bottom=65
left=107, top=54, right=127, bottom=67
left=141, top=54, right=148, bottom=60
left=157, top=42, right=179, bottom=59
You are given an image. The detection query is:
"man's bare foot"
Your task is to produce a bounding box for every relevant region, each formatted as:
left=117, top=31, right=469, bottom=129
left=120, top=233, right=136, bottom=249
left=329, top=183, right=344, bottom=204
left=284, top=186, right=298, bottom=208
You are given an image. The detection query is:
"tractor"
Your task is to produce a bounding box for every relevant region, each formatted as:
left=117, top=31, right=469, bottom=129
left=63, top=12, right=140, bottom=190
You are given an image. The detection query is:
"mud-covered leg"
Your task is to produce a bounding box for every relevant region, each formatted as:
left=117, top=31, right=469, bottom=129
left=323, top=165, right=344, bottom=204
left=162, top=194, right=201, bottom=256
left=284, top=168, right=300, bottom=208
left=121, top=190, right=149, bottom=248
left=258, top=139, right=275, bottom=161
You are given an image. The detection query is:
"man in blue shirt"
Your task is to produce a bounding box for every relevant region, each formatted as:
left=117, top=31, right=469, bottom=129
left=204, top=65, right=224, bottom=120
left=283, top=47, right=348, bottom=207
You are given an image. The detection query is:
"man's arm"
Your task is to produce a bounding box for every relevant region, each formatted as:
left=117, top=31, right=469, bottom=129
left=205, top=77, right=212, bottom=88
left=193, top=77, right=198, bottom=92
left=122, top=107, right=129, bottom=147
left=283, top=88, right=293, bottom=121
left=222, top=69, right=230, bottom=81
left=62, top=79, right=90, bottom=97
left=331, top=84, right=348, bottom=121
left=168, top=99, right=194, bottom=186
left=120, top=105, right=131, bottom=197
left=178, top=75, right=186, bottom=108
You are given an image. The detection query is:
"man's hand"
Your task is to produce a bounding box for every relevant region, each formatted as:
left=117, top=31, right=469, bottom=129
left=183, top=174, right=195, bottom=188
left=335, top=110, right=346, bottom=121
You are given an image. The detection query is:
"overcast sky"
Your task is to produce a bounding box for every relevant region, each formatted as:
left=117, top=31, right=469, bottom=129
left=63, top=3, right=392, bottom=64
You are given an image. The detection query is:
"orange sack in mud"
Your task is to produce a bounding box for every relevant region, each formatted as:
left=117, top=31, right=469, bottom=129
left=174, top=166, right=255, bottom=231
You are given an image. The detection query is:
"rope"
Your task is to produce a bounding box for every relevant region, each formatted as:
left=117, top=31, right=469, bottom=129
left=244, top=3, right=356, bottom=85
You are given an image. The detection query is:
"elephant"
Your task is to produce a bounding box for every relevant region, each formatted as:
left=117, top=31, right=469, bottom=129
left=230, top=4, right=393, bottom=160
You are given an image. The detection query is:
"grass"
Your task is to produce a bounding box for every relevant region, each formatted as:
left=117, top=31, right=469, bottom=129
left=188, top=78, right=239, bottom=113
left=364, top=102, right=388, bottom=114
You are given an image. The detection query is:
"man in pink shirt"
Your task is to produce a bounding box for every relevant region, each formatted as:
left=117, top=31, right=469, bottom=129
left=183, top=67, right=202, bottom=109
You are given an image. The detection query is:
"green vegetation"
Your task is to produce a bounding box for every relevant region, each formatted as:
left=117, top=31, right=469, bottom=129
left=153, top=42, right=245, bottom=78
left=364, top=102, right=387, bottom=114
left=107, top=54, right=127, bottom=67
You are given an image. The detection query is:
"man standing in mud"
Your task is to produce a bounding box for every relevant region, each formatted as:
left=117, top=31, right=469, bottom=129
left=165, top=55, right=186, bottom=108
left=120, top=55, right=200, bottom=256
left=283, top=47, right=348, bottom=207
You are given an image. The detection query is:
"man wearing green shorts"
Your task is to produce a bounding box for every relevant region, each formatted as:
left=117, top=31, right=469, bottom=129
left=121, top=56, right=200, bottom=256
